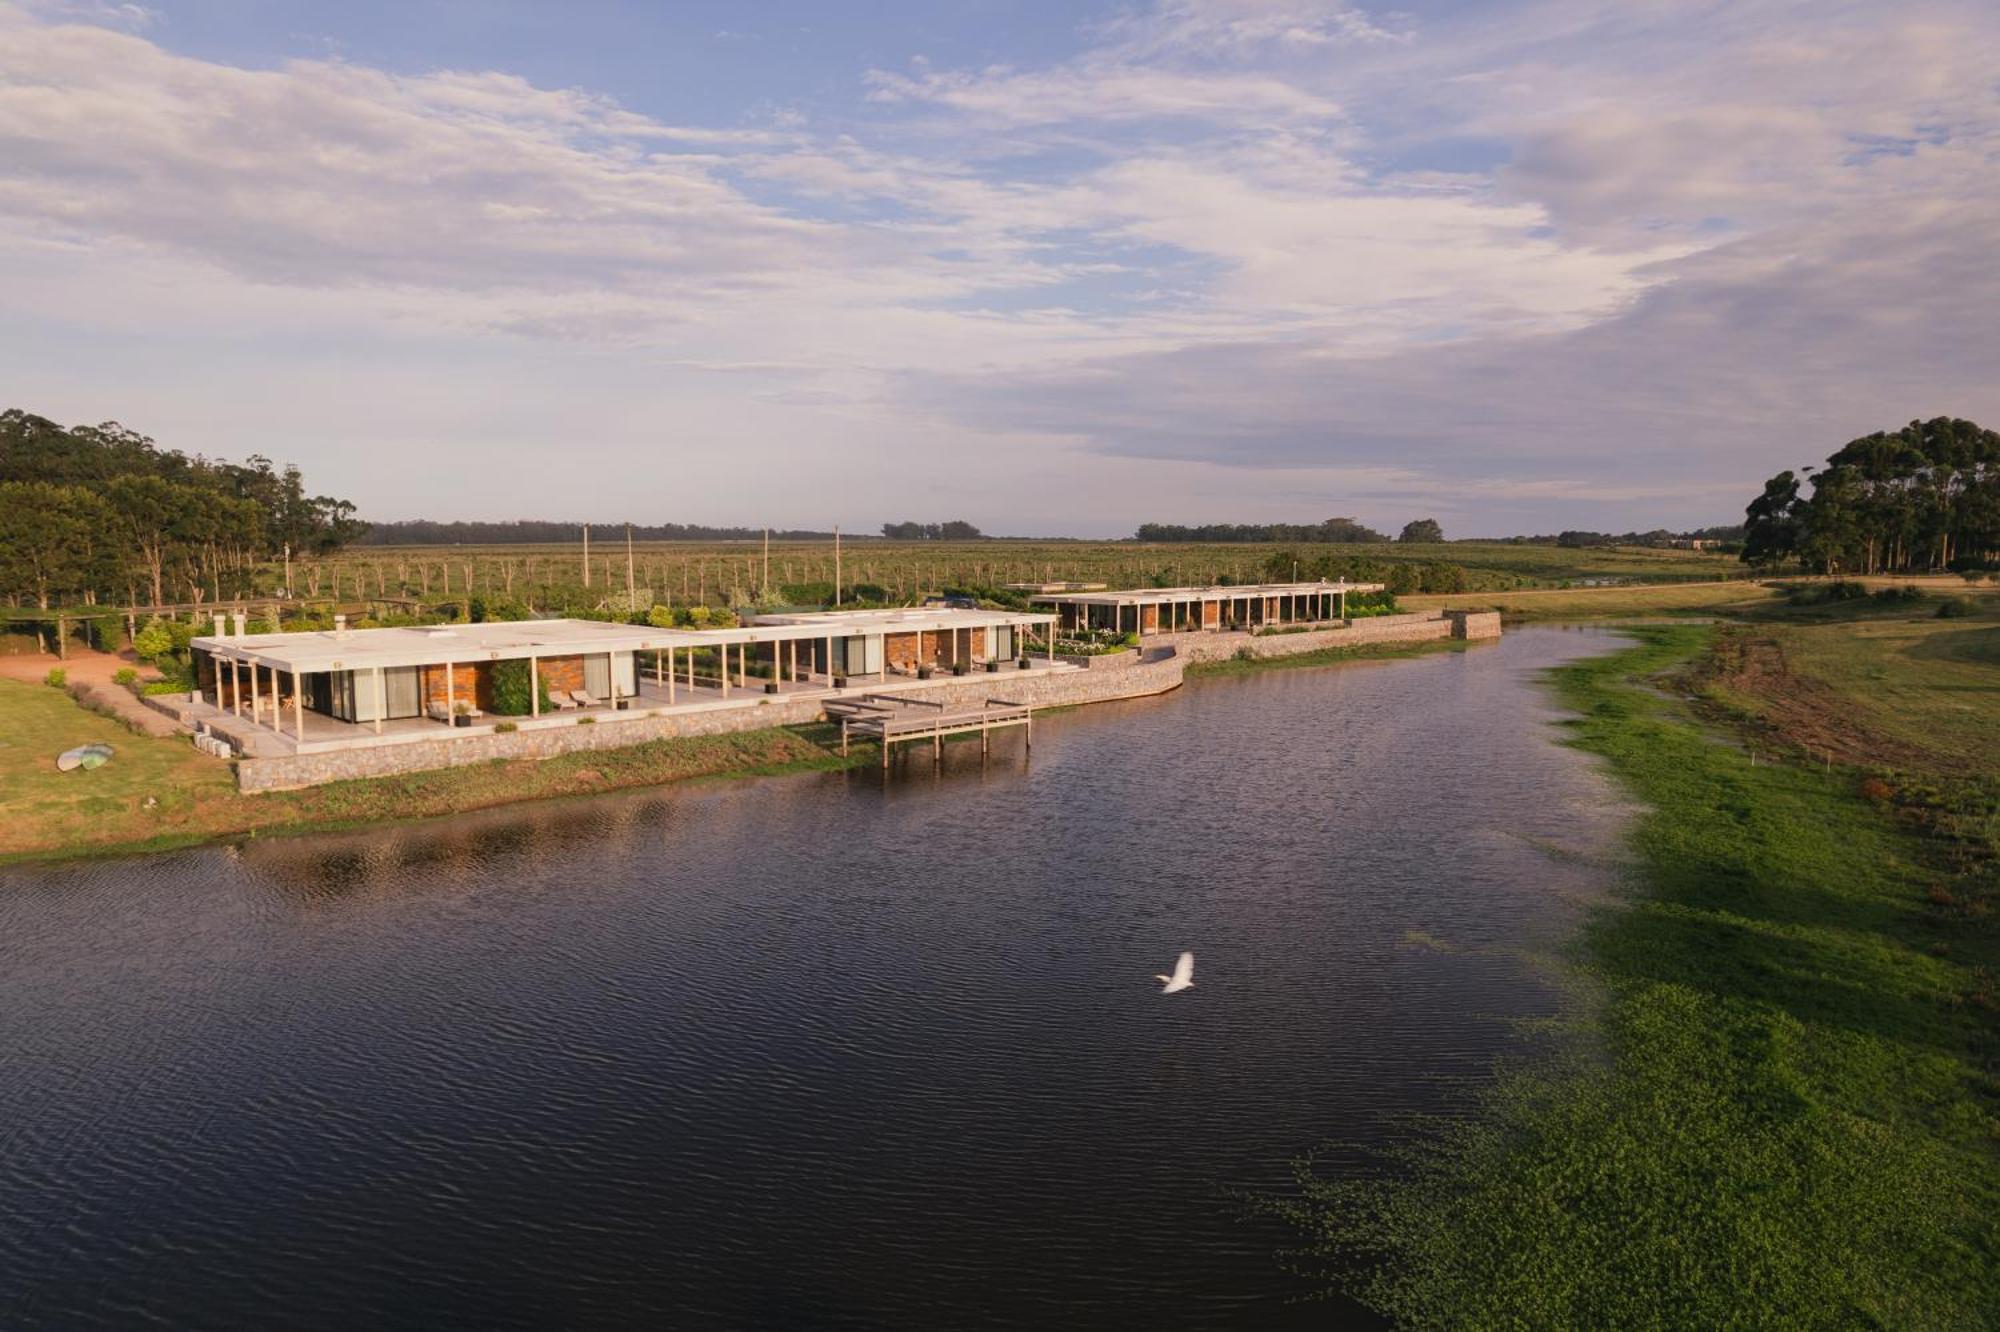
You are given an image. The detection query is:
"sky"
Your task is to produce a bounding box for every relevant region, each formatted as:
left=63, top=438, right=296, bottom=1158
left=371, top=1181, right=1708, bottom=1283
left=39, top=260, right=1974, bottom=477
left=1, top=0, right=1995, bottom=537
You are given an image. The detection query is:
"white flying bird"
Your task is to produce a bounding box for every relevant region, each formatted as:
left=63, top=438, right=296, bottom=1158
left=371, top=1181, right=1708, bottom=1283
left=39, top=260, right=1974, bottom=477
left=1155, top=951, right=1195, bottom=994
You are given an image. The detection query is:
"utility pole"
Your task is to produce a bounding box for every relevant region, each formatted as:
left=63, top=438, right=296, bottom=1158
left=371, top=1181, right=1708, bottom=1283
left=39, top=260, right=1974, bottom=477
left=582, top=523, right=591, bottom=589
left=625, top=523, right=636, bottom=606
left=762, top=527, right=771, bottom=599
left=283, top=542, right=292, bottom=598
left=834, top=525, right=842, bottom=607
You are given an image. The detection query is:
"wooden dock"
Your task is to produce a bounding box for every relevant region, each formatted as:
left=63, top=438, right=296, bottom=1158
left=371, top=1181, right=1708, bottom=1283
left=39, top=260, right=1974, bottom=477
left=825, top=693, right=1033, bottom=768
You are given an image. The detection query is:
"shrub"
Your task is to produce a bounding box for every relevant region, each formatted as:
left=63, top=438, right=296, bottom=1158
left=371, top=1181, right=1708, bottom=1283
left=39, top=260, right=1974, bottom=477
left=43, top=667, right=66, bottom=688
left=141, top=680, right=188, bottom=696
left=493, top=720, right=518, bottom=734
left=1872, top=585, right=1923, bottom=603
left=113, top=667, right=138, bottom=689
left=577, top=715, right=595, bottom=725
left=469, top=595, right=532, bottom=623
left=1786, top=580, right=1868, bottom=606
left=488, top=658, right=551, bottom=716
left=1936, top=596, right=1978, bottom=619
left=132, top=618, right=173, bottom=663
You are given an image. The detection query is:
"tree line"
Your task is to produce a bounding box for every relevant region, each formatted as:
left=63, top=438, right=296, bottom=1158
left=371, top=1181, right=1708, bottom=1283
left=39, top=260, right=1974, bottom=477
left=879, top=520, right=983, bottom=540
left=1136, top=517, right=1390, bottom=543
left=0, top=409, right=366, bottom=609
left=356, top=519, right=839, bottom=545
left=1742, top=417, right=2000, bottom=573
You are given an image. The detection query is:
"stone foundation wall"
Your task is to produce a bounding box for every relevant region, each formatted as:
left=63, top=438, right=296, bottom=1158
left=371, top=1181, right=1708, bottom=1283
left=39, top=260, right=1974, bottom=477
left=1159, top=611, right=1453, bottom=663
left=233, top=654, right=1185, bottom=793
left=1447, top=610, right=1502, bottom=639
left=1057, top=649, right=1139, bottom=671
left=229, top=609, right=1489, bottom=793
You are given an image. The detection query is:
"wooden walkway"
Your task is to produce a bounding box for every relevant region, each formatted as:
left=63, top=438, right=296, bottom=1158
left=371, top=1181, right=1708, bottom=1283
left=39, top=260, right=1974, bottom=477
left=824, top=693, right=1032, bottom=768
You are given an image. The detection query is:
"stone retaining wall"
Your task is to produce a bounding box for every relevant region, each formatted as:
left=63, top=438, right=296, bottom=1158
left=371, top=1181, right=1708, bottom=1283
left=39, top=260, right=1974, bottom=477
left=232, top=654, right=1185, bottom=793
left=229, top=609, right=1484, bottom=792
left=1157, top=611, right=1454, bottom=664
left=1057, top=649, right=1139, bottom=670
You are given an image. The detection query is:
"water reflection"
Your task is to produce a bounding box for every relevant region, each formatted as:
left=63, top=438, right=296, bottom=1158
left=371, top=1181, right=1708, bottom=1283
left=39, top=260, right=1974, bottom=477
left=0, top=627, right=1632, bottom=1331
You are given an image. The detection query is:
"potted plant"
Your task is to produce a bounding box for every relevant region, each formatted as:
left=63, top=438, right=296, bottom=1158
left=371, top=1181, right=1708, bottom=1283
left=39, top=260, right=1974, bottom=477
left=952, top=662, right=969, bottom=676
left=1017, top=657, right=1031, bottom=669
left=763, top=681, right=779, bottom=694
left=985, top=660, right=1000, bottom=672
left=917, top=664, right=934, bottom=680
left=833, top=674, right=849, bottom=689
left=452, top=701, right=471, bottom=728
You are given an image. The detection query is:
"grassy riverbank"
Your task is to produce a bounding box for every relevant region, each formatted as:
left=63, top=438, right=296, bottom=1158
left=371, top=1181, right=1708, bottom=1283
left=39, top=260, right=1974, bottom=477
left=1399, top=578, right=1781, bottom=619
left=0, top=676, right=871, bottom=864
left=1283, top=619, right=1999, bottom=1327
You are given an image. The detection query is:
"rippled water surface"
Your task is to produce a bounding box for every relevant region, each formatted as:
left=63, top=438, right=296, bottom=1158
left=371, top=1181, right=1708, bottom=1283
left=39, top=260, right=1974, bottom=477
left=0, top=627, right=1631, bottom=1329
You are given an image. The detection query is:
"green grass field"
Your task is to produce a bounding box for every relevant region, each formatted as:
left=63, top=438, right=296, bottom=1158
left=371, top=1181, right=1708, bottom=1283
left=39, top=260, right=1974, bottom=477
left=0, top=677, right=873, bottom=862
left=1709, top=592, right=2000, bottom=778
left=1280, top=622, right=2000, bottom=1327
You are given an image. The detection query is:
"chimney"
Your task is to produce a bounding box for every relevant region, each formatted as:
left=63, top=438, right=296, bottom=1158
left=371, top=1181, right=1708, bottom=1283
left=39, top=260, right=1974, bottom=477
left=212, top=613, right=226, bottom=639
left=334, top=614, right=348, bottom=639
left=232, top=611, right=248, bottom=639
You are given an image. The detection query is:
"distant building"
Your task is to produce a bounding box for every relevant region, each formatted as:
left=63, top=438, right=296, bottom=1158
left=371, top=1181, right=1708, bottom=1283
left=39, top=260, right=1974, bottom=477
left=1033, top=581, right=1385, bottom=636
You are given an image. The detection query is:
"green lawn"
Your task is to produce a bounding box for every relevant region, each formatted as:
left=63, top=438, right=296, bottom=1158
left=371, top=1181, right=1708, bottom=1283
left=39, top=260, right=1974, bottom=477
left=1280, top=624, right=1999, bottom=1328
left=0, top=677, right=874, bottom=862
left=0, top=677, right=242, bottom=858
left=1752, top=598, right=2000, bottom=779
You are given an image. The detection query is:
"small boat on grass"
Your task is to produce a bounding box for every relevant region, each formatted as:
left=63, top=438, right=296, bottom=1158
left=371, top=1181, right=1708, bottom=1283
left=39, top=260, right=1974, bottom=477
left=55, top=743, right=115, bottom=772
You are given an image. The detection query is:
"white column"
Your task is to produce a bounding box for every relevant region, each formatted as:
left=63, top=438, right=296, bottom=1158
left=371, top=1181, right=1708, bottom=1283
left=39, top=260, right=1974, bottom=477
left=293, top=676, right=304, bottom=742
left=445, top=660, right=455, bottom=724
left=668, top=648, right=677, bottom=704
left=373, top=666, right=384, bottom=733
left=530, top=655, right=540, bottom=717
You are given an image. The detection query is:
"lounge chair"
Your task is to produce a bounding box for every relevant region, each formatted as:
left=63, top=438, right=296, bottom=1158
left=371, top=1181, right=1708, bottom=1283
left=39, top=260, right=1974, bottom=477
left=550, top=691, right=579, bottom=711
left=571, top=687, right=605, bottom=708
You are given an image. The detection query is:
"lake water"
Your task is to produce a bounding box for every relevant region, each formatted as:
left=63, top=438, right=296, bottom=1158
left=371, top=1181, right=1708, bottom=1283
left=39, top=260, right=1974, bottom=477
left=0, top=626, right=1631, bottom=1330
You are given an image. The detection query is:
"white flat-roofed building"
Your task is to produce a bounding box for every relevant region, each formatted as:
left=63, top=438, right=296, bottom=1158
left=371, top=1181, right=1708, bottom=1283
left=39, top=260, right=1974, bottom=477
left=186, top=606, right=1058, bottom=753
left=1032, top=581, right=1386, bottom=636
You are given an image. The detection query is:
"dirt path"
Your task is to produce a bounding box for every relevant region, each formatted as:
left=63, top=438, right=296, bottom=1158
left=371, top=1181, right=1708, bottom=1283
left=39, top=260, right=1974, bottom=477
left=0, top=648, right=185, bottom=737
left=1695, top=628, right=1924, bottom=770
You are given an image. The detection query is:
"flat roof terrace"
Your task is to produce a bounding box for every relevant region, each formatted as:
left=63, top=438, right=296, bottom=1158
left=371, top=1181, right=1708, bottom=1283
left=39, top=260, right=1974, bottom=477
left=195, top=607, right=1055, bottom=675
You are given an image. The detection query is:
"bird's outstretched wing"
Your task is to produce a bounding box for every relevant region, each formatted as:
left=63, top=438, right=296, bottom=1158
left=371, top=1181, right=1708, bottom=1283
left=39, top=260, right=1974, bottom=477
left=1161, top=951, right=1195, bottom=992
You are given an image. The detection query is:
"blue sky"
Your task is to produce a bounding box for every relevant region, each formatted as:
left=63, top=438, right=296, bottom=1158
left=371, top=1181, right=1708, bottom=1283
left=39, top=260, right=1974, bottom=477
left=2, top=0, right=1995, bottom=536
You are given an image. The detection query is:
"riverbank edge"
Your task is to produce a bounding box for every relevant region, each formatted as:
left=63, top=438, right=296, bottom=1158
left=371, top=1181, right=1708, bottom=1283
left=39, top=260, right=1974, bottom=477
left=1277, top=623, right=1999, bottom=1326
left=3, top=630, right=1472, bottom=867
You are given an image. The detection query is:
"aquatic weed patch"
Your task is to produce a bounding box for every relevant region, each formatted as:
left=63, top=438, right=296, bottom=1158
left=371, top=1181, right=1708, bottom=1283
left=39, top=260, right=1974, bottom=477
left=1281, top=624, right=1999, bottom=1328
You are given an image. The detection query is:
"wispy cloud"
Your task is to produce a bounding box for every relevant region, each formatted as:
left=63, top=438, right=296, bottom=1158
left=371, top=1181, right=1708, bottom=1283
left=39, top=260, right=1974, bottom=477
left=0, top=0, right=1994, bottom=532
